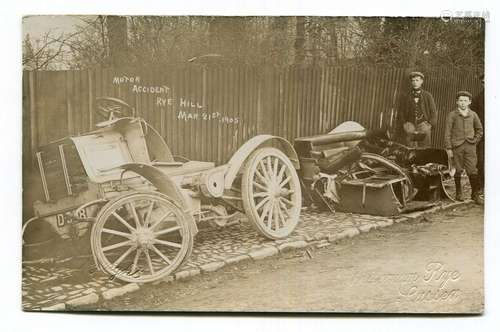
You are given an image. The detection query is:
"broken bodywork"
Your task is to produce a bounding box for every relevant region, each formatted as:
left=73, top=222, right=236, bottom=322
left=295, top=121, right=454, bottom=216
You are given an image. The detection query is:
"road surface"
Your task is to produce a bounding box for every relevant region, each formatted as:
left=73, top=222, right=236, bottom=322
left=95, top=204, right=484, bottom=313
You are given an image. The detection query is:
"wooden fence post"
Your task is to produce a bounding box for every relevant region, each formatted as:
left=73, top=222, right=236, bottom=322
left=29, top=71, right=37, bottom=161
left=256, top=70, right=264, bottom=133
left=66, top=71, right=74, bottom=135
left=87, top=69, right=93, bottom=130
left=256, top=67, right=274, bottom=134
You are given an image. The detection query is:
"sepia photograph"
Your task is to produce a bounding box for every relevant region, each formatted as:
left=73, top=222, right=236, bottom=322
left=21, top=14, right=485, bottom=313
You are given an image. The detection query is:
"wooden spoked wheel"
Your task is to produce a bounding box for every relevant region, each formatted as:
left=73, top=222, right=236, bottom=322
left=441, top=172, right=459, bottom=201
left=241, top=147, right=302, bottom=239
left=91, top=192, right=193, bottom=283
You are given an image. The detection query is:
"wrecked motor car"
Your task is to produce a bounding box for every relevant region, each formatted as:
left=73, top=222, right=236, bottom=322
left=23, top=97, right=302, bottom=283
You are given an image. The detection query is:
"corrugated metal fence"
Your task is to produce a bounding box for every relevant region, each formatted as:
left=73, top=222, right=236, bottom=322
left=23, top=65, right=481, bottom=166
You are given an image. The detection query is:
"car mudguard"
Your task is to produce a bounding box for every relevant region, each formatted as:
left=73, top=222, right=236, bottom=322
left=223, top=135, right=299, bottom=190
left=119, top=162, right=198, bottom=236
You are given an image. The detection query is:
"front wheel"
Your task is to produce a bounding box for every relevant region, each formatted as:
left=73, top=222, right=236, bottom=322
left=241, top=147, right=302, bottom=239
left=91, top=192, right=193, bottom=283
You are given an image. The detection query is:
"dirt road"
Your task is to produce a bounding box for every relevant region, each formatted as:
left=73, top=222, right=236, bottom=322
left=98, top=204, right=483, bottom=313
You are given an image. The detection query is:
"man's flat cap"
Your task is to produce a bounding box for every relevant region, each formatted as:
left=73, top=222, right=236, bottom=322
left=409, top=71, right=425, bottom=79
left=456, top=90, right=473, bottom=99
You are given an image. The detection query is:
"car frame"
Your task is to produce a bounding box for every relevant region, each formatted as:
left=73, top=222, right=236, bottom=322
left=23, top=97, right=302, bottom=283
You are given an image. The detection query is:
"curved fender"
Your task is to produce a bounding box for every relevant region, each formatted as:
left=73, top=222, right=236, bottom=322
left=224, top=135, right=299, bottom=190
left=119, top=162, right=198, bottom=236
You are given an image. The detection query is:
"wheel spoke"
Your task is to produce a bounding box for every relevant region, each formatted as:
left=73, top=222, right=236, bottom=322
left=145, top=249, right=155, bottom=275
left=255, top=168, right=270, bottom=185
left=143, top=201, right=155, bottom=227
left=128, top=202, right=142, bottom=228
left=154, top=225, right=181, bottom=236
left=151, top=244, right=172, bottom=265
left=277, top=207, right=286, bottom=228
left=277, top=164, right=287, bottom=183
left=266, top=201, right=274, bottom=227
left=278, top=199, right=290, bottom=216
left=154, top=239, right=182, bottom=249
left=113, top=245, right=135, bottom=267
left=253, top=181, right=268, bottom=192
left=149, top=211, right=174, bottom=230
left=253, top=191, right=269, bottom=198
left=259, top=200, right=272, bottom=222
left=112, top=212, right=136, bottom=232
left=273, top=157, right=279, bottom=179
left=255, top=196, right=270, bottom=210
left=266, top=156, right=274, bottom=181
left=273, top=202, right=279, bottom=230
left=258, top=160, right=271, bottom=181
left=102, top=240, right=133, bottom=252
left=280, top=176, right=291, bottom=188
left=131, top=249, right=141, bottom=274
left=102, top=228, right=132, bottom=239
left=280, top=196, right=294, bottom=207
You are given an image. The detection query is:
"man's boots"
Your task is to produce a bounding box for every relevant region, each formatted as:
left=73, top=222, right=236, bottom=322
left=454, top=176, right=464, bottom=201
left=469, top=173, right=484, bottom=205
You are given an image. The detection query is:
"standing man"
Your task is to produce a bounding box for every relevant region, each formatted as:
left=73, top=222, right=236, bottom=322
left=444, top=91, right=483, bottom=204
left=397, top=71, right=438, bottom=147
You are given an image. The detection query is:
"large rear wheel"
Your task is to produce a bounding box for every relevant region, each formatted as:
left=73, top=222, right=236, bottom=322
left=91, top=192, right=193, bottom=283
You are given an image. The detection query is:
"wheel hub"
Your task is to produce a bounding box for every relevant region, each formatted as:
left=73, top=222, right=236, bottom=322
left=268, top=181, right=289, bottom=198
left=133, top=227, right=155, bottom=247
left=279, top=188, right=290, bottom=197
left=269, top=183, right=280, bottom=198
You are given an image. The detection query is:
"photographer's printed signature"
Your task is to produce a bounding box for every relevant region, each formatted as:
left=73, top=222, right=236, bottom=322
left=349, top=262, right=462, bottom=303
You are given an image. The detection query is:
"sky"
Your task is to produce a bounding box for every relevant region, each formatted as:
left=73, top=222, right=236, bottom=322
left=23, top=15, right=90, bottom=39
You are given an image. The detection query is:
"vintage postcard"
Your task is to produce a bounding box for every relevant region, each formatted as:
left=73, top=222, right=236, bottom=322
left=22, top=15, right=484, bottom=313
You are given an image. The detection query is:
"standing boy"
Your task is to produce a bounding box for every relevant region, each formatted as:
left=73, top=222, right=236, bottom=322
left=397, top=71, right=438, bottom=147
left=444, top=91, right=483, bottom=204
left=472, top=75, right=484, bottom=193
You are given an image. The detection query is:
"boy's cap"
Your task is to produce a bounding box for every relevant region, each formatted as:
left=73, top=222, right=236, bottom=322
left=456, top=90, right=473, bottom=99
left=409, top=71, right=425, bottom=79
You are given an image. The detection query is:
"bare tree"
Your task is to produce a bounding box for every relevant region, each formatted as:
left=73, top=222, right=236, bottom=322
left=64, top=16, right=109, bottom=69
left=22, top=16, right=484, bottom=74
left=22, top=31, right=76, bottom=70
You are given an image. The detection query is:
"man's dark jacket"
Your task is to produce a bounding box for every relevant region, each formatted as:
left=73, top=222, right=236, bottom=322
left=396, top=89, right=438, bottom=139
